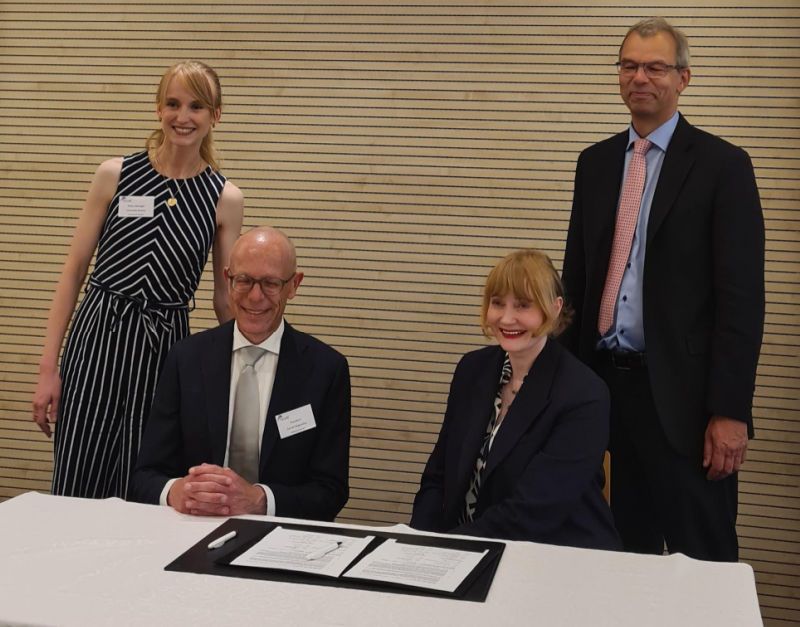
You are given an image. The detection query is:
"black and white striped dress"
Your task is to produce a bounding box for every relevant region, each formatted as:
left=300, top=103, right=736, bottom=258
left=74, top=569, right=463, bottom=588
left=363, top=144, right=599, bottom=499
left=53, top=151, right=226, bottom=498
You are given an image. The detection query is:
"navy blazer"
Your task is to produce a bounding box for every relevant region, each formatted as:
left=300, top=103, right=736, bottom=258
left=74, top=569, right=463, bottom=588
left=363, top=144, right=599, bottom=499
left=561, top=114, right=764, bottom=456
left=130, top=320, right=351, bottom=522
left=411, top=339, right=621, bottom=550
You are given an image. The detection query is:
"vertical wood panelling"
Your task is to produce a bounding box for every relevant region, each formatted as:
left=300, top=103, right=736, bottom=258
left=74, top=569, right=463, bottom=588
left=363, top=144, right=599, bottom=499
left=0, top=2, right=797, bottom=622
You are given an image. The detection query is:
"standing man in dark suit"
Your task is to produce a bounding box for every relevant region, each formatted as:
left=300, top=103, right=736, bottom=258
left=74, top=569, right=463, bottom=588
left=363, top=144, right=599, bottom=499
left=561, top=17, right=764, bottom=561
left=131, top=227, right=350, bottom=521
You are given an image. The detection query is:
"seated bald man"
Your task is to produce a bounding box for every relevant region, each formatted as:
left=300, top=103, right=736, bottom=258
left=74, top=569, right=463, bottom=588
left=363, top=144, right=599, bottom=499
left=130, top=227, right=350, bottom=521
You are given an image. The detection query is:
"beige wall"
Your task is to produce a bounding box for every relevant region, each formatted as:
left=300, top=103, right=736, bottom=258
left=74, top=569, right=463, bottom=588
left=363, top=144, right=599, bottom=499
left=0, top=1, right=797, bottom=622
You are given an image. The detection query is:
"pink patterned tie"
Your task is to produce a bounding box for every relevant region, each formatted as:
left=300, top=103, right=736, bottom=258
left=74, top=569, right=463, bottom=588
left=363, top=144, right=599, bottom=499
left=597, top=138, right=652, bottom=336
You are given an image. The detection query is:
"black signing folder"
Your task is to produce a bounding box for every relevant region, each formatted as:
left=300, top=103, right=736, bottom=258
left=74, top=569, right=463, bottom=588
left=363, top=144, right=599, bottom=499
left=165, top=518, right=505, bottom=602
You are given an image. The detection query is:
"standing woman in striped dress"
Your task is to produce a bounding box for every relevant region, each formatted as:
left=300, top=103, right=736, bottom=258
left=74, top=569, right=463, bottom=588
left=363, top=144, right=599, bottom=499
left=32, top=61, right=244, bottom=498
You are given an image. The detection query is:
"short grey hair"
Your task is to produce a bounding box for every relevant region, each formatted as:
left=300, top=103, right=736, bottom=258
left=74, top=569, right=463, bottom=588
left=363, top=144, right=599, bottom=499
left=620, top=17, right=691, bottom=69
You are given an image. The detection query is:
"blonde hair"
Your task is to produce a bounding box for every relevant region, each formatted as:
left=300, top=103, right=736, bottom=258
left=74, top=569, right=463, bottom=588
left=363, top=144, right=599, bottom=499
left=479, top=249, right=572, bottom=338
left=146, top=61, right=223, bottom=171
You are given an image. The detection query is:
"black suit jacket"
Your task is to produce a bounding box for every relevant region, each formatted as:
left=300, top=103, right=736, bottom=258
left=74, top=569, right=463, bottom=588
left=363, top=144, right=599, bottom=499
left=131, top=321, right=351, bottom=521
left=561, top=115, right=764, bottom=456
left=411, top=340, right=621, bottom=551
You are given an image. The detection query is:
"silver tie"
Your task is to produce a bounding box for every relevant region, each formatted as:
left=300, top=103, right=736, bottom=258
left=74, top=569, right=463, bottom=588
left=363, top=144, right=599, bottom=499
left=229, top=345, right=267, bottom=483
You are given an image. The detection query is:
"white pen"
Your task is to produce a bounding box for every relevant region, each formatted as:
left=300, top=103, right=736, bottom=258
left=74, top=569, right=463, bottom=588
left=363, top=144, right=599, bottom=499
left=305, top=541, right=343, bottom=560
left=207, top=530, right=237, bottom=550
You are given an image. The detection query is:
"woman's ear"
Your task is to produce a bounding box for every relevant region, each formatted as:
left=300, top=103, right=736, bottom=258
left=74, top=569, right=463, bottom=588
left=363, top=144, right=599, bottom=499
left=552, top=296, right=564, bottom=318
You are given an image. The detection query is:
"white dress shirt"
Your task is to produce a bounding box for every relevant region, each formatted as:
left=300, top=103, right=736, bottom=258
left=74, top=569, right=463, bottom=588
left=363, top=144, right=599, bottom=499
left=159, top=319, right=285, bottom=515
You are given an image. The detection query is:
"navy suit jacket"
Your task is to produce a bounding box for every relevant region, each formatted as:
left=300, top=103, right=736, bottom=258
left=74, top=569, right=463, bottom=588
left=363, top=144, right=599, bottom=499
left=411, top=339, right=621, bottom=550
left=561, top=114, right=764, bottom=457
left=131, top=320, right=350, bottom=521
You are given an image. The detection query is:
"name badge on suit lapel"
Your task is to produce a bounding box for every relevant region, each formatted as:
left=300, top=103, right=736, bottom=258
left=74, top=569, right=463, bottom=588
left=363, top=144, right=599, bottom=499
left=276, top=404, right=316, bottom=439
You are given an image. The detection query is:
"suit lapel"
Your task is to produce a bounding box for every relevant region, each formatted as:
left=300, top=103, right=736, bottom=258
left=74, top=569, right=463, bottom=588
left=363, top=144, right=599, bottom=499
left=592, top=131, right=630, bottom=254
left=200, top=321, right=234, bottom=466
left=260, top=323, right=309, bottom=470
left=647, top=114, right=695, bottom=243
left=482, top=339, right=558, bottom=482
left=586, top=131, right=629, bottom=310
left=449, top=348, right=505, bottom=512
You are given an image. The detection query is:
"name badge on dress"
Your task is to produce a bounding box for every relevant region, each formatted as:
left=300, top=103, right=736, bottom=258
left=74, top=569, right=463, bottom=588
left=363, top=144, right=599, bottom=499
left=118, top=195, right=155, bottom=218
left=275, top=404, right=316, bottom=439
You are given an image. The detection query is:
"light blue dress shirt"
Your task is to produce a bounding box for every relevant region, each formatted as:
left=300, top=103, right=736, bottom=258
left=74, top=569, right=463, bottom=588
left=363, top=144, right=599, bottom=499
left=598, top=111, right=680, bottom=352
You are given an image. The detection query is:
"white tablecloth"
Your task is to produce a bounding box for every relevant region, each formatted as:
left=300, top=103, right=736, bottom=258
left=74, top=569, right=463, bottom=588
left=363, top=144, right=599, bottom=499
left=0, top=492, right=762, bottom=626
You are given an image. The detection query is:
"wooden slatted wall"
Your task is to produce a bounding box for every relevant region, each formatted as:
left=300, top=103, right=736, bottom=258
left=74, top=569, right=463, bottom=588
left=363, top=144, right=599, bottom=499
left=0, top=1, right=797, bottom=622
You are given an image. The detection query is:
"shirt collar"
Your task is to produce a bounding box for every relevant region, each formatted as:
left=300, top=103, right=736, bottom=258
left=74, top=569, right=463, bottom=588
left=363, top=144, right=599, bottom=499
left=627, top=110, right=679, bottom=153
left=232, top=318, right=284, bottom=355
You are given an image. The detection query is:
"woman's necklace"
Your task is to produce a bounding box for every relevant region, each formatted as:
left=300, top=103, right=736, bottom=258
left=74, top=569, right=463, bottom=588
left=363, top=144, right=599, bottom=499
left=166, top=178, right=187, bottom=207
left=154, top=153, right=204, bottom=208
left=510, top=374, right=528, bottom=395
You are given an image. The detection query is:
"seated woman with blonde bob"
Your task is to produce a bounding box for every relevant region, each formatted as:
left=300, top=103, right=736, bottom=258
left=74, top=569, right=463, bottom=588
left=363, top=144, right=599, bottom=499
left=411, top=249, right=620, bottom=550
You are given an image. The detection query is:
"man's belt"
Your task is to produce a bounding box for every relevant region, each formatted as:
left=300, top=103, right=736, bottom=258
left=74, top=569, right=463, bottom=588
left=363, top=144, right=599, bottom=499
left=599, top=350, right=647, bottom=370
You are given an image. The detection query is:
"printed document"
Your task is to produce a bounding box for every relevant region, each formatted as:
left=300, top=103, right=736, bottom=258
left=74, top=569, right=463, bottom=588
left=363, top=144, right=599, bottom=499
left=343, top=539, right=488, bottom=592
left=231, top=526, right=374, bottom=578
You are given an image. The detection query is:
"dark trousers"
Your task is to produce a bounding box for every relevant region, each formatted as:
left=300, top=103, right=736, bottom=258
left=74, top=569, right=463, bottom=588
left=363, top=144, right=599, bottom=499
left=597, top=356, right=739, bottom=562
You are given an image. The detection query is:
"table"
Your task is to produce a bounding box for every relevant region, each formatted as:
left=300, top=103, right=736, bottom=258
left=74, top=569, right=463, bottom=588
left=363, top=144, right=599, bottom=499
left=0, top=492, right=762, bottom=626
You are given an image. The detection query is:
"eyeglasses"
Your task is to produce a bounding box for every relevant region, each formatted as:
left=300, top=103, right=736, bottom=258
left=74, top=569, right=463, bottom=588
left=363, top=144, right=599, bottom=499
left=615, top=61, right=684, bottom=78
left=227, top=272, right=295, bottom=295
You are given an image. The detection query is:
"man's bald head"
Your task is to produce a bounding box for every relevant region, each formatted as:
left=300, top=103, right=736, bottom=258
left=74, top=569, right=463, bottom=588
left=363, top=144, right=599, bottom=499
left=229, top=226, right=297, bottom=275
left=225, top=226, right=303, bottom=344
